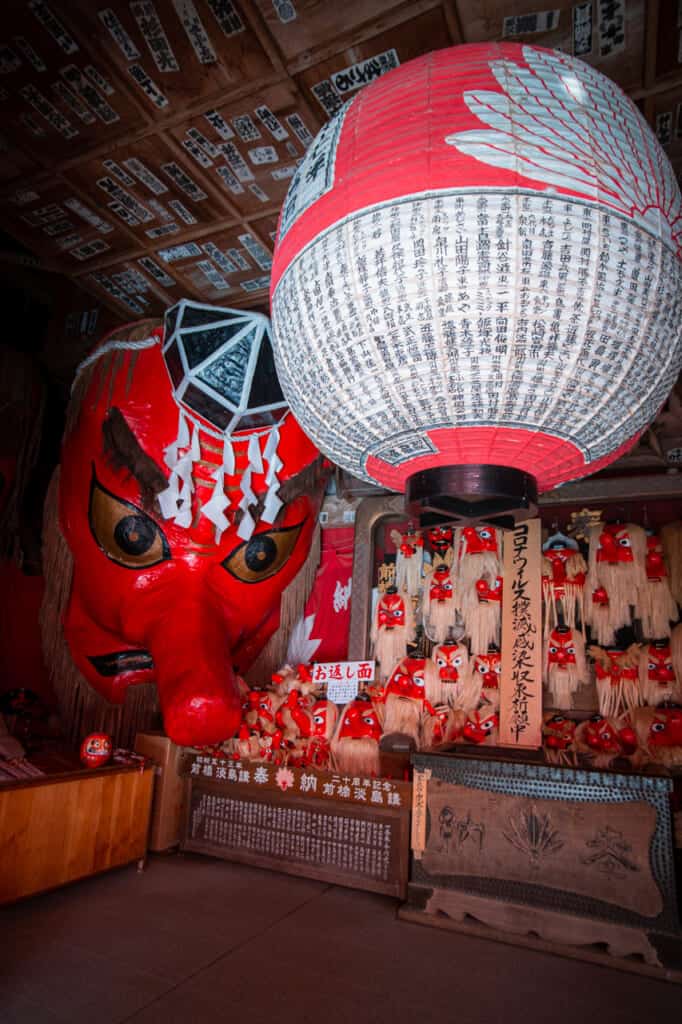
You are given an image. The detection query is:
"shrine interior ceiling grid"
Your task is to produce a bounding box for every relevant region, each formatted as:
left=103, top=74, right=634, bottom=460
left=0, top=0, right=676, bottom=319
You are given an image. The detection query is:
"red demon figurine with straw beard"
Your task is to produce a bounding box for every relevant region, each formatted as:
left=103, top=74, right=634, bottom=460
left=42, top=302, right=326, bottom=748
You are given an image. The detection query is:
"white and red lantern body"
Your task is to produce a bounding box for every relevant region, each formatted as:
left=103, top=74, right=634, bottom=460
left=271, top=44, right=682, bottom=516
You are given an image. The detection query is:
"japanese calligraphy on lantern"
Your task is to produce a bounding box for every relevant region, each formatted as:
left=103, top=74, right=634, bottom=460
left=312, top=660, right=374, bottom=703
left=499, top=519, right=542, bottom=748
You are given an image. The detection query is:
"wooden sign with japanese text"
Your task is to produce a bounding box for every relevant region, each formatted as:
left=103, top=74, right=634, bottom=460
left=499, top=519, right=542, bottom=748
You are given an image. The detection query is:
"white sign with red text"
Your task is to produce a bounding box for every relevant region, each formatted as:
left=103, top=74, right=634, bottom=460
left=312, top=661, right=375, bottom=704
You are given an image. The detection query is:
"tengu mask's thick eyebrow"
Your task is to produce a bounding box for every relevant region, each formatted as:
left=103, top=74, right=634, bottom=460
left=101, top=407, right=168, bottom=512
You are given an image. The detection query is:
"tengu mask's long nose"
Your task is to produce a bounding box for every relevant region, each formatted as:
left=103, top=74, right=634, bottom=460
left=144, top=589, right=241, bottom=746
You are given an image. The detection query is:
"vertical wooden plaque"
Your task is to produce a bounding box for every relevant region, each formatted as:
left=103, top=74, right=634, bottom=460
left=499, top=519, right=543, bottom=748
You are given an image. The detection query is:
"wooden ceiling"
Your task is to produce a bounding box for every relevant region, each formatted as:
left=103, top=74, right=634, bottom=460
left=0, top=0, right=678, bottom=320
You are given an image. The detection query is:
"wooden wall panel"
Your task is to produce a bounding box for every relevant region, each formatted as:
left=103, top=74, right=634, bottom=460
left=150, top=223, right=273, bottom=303
left=168, top=79, right=319, bottom=217
left=76, top=256, right=180, bottom=317
left=456, top=0, right=645, bottom=92
left=0, top=1, right=676, bottom=316
left=2, top=2, right=149, bottom=167
left=296, top=6, right=457, bottom=118
left=67, top=0, right=277, bottom=117
left=0, top=179, right=136, bottom=271
left=252, top=0, right=407, bottom=61
left=63, top=135, right=236, bottom=247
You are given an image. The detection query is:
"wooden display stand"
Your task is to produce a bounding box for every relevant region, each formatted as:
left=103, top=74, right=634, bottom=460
left=400, top=749, right=682, bottom=983
left=181, top=754, right=411, bottom=898
left=135, top=732, right=185, bottom=852
left=0, top=762, right=154, bottom=904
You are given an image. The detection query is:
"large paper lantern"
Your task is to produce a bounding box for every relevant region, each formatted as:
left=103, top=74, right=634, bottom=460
left=270, top=44, right=682, bottom=522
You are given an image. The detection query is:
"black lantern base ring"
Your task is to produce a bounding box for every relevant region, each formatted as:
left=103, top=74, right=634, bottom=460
left=406, top=464, right=539, bottom=530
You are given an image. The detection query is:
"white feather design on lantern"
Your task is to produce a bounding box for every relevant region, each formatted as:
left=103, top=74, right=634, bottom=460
left=446, top=47, right=682, bottom=249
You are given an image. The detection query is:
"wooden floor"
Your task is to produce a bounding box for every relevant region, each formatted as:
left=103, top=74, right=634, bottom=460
left=2, top=854, right=680, bottom=1024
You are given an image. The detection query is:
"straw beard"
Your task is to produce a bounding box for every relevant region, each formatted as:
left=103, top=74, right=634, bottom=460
left=423, top=591, right=457, bottom=644
left=382, top=692, right=422, bottom=745
left=441, top=673, right=481, bottom=713
left=574, top=716, right=630, bottom=769
left=373, top=624, right=410, bottom=681
left=661, top=521, right=682, bottom=606
left=672, top=623, right=682, bottom=684
left=396, top=544, right=423, bottom=598
left=630, top=707, right=682, bottom=768
left=542, top=630, right=587, bottom=708
left=587, top=523, right=647, bottom=632
left=421, top=706, right=463, bottom=748
left=542, top=552, right=587, bottom=633
left=639, top=576, right=678, bottom=639
left=330, top=735, right=380, bottom=777
left=638, top=646, right=680, bottom=706
left=430, top=644, right=478, bottom=711
left=459, top=589, right=500, bottom=656
left=584, top=598, right=617, bottom=646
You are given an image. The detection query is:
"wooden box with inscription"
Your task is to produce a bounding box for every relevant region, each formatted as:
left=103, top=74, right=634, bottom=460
left=181, top=757, right=411, bottom=898
left=401, top=750, right=682, bottom=982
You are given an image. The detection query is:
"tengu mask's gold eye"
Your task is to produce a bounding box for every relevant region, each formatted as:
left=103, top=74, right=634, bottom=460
left=89, top=471, right=170, bottom=570
left=222, top=522, right=303, bottom=583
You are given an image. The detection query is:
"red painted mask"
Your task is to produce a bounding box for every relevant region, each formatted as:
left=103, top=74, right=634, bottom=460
left=473, top=652, right=501, bottom=690
left=463, top=707, right=498, bottom=744
left=596, top=524, right=633, bottom=564
left=592, top=586, right=609, bottom=607
left=338, top=699, right=382, bottom=741
left=311, top=700, right=331, bottom=738
left=429, top=566, right=454, bottom=603
left=648, top=708, right=682, bottom=747
left=58, top=307, right=322, bottom=748
left=547, top=629, right=577, bottom=670
left=377, top=592, right=407, bottom=629
left=583, top=714, right=637, bottom=755
left=433, top=643, right=466, bottom=682
left=386, top=658, right=427, bottom=703
left=428, top=526, right=453, bottom=556
left=475, top=575, right=503, bottom=603
left=399, top=531, right=423, bottom=558
left=461, top=526, right=498, bottom=556
left=645, top=536, right=667, bottom=581
left=594, top=651, right=638, bottom=684
left=543, top=714, right=576, bottom=751
left=430, top=706, right=451, bottom=744
left=646, top=644, right=675, bottom=686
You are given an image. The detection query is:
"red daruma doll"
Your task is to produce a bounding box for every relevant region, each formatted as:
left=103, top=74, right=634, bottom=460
left=80, top=732, right=112, bottom=768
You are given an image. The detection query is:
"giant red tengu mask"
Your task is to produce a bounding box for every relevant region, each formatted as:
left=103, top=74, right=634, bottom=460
left=44, top=302, right=324, bottom=748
